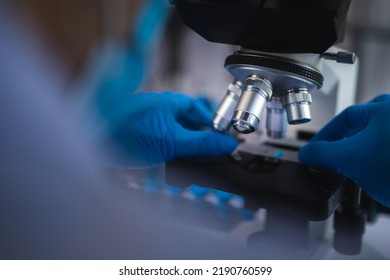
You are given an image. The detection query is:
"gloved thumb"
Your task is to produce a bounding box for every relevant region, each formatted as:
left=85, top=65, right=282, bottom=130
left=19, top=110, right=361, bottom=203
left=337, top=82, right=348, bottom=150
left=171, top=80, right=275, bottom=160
left=175, top=131, right=238, bottom=159
left=298, top=139, right=351, bottom=174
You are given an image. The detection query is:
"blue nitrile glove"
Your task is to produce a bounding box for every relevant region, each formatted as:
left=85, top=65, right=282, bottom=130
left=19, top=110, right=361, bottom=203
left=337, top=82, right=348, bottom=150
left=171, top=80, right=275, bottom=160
left=80, top=0, right=170, bottom=128
left=299, top=94, right=390, bottom=207
left=106, top=92, right=238, bottom=167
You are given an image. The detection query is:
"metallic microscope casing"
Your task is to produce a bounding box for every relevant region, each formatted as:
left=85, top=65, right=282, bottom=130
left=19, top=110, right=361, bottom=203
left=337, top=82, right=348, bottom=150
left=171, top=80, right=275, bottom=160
left=167, top=0, right=369, bottom=257
left=168, top=0, right=357, bottom=204
left=171, top=0, right=354, bottom=138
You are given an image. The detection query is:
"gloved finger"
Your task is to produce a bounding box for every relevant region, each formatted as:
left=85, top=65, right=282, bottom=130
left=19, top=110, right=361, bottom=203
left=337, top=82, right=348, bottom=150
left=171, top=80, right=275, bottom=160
left=174, top=130, right=238, bottom=158
left=196, top=96, right=219, bottom=113
left=176, top=96, right=214, bottom=128
left=197, top=96, right=213, bottom=110
left=298, top=138, right=353, bottom=173
left=368, top=94, right=390, bottom=103
left=310, top=103, right=378, bottom=142
left=197, top=96, right=221, bottom=115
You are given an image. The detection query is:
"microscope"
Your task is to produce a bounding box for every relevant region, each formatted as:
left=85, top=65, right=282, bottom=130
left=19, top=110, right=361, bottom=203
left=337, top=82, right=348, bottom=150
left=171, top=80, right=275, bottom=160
left=170, top=0, right=355, bottom=137
left=158, top=0, right=390, bottom=258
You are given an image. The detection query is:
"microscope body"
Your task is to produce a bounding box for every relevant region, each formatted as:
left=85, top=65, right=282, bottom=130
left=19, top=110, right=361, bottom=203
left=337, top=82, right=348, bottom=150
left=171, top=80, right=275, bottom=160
left=165, top=0, right=376, bottom=257
left=171, top=0, right=355, bottom=138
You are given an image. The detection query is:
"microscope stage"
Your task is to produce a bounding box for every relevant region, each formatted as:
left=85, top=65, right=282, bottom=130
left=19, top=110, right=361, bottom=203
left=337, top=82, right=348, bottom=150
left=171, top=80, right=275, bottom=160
left=166, top=144, right=347, bottom=221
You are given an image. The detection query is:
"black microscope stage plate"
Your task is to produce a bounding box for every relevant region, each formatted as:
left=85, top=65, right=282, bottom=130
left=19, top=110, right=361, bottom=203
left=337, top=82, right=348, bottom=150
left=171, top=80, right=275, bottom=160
left=166, top=151, right=347, bottom=221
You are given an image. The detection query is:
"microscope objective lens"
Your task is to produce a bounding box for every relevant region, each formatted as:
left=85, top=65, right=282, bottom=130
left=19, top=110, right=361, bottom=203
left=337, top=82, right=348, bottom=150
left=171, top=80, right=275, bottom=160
left=232, top=76, right=272, bottom=134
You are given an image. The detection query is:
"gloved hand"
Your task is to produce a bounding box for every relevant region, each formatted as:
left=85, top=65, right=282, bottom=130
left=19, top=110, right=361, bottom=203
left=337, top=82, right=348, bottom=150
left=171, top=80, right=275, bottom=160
left=299, top=94, right=390, bottom=207
left=105, top=92, right=237, bottom=167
